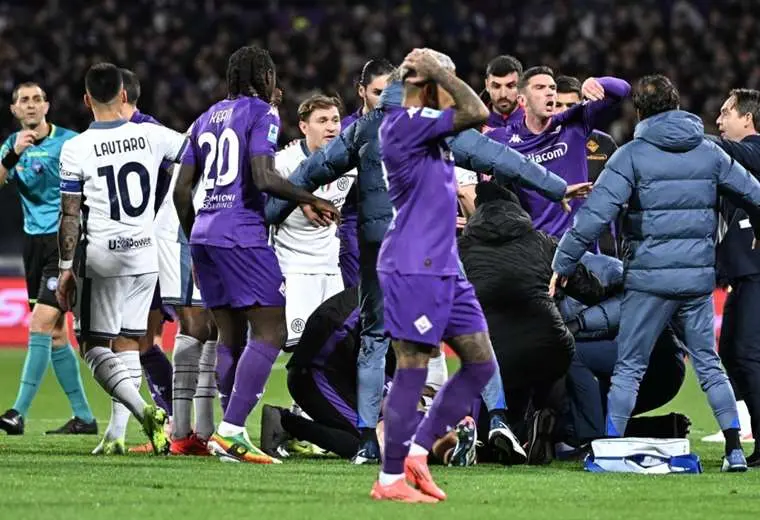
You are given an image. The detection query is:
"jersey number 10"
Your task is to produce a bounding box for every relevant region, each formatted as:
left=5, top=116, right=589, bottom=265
left=198, top=129, right=240, bottom=190
left=97, top=161, right=150, bottom=221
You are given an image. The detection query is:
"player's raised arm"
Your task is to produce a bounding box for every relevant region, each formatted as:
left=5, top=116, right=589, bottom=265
left=402, top=49, right=488, bottom=132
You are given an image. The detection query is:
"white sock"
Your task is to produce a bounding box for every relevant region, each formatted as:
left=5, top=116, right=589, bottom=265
left=172, top=334, right=202, bottom=440
left=85, top=347, right=146, bottom=422
left=379, top=472, right=405, bottom=486
left=408, top=442, right=429, bottom=457
left=426, top=353, right=448, bottom=392
left=738, top=400, right=753, bottom=435
left=217, top=421, right=245, bottom=437
left=193, top=340, right=217, bottom=439
left=104, top=350, right=142, bottom=441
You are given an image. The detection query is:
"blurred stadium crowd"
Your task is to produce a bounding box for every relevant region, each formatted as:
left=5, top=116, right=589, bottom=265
left=1, top=0, right=758, bottom=250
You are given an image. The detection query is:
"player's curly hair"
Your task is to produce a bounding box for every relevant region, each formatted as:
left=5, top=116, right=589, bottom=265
left=227, top=45, right=275, bottom=101
left=633, top=74, right=680, bottom=120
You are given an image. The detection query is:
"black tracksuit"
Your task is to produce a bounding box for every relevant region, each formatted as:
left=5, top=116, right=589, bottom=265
left=713, top=134, right=760, bottom=449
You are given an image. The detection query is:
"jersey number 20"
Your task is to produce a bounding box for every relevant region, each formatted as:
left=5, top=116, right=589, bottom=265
left=97, top=162, right=150, bottom=221
left=198, top=129, right=239, bottom=190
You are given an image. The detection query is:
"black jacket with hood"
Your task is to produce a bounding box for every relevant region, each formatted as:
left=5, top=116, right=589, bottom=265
left=458, top=183, right=606, bottom=388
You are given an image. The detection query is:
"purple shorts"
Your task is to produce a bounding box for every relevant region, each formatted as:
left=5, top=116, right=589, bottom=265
left=379, top=272, right=487, bottom=346
left=190, top=244, right=285, bottom=309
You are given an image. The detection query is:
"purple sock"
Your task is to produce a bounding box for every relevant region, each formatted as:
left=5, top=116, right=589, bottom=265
left=222, top=339, right=280, bottom=427
left=140, top=345, right=174, bottom=415
left=414, top=360, right=496, bottom=451
left=216, top=343, right=239, bottom=412
left=382, top=367, right=428, bottom=475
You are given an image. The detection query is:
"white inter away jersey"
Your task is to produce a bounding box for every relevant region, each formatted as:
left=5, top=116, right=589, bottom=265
left=273, top=140, right=356, bottom=275
left=60, top=120, right=187, bottom=277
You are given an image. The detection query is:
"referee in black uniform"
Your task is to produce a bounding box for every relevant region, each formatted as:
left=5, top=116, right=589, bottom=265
left=712, top=88, right=760, bottom=466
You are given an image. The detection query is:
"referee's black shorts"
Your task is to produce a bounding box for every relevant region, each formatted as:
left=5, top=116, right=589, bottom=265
left=22, top=232, right=61, bottom=311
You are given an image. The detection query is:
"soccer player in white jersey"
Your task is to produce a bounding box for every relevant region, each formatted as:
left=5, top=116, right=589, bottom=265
left=274, top=94, right=356, bottom=348
left=56, top=63, right=188, bottom=455
left=154, top=155, right=219, bottom=455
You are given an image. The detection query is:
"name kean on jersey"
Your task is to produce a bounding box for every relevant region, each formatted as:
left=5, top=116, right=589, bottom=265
left=93, top=137, right=148, bottom=157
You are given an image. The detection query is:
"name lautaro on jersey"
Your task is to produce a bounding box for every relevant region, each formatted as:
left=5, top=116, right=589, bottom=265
left=93, top=136, right=148, bottom=157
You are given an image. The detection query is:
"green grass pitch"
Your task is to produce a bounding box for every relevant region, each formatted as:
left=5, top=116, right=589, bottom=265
left=0, top=349, right=758, bottom=519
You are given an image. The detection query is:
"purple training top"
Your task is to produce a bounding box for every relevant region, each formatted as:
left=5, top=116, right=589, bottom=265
left=181, top=96, right=279, bottom=248
left=378, top=106, right=459, bottom=276
left=486, top=76, right=630, bottom=237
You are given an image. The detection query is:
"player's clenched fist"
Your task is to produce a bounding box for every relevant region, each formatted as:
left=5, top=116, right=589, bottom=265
left=14, top=130, right=37, bottom=155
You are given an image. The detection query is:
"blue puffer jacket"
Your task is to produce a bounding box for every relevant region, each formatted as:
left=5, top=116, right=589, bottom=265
left=265, top=81, right=568, bottom=244
left=559, top=253, right=623, bottom=340
left=554, top=110, right=760, bottom=297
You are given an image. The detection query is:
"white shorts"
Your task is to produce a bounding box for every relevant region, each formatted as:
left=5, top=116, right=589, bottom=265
left=284, top=273, right=343, bottom=347
left=157, top=238, right=203, bottom=307
left=74, top=272, right=158, bottom=340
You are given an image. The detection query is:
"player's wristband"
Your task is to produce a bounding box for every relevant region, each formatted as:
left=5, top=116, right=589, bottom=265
left=59, top=259, right=73, bottom=270
left=1, top=149, right=20, bottom=170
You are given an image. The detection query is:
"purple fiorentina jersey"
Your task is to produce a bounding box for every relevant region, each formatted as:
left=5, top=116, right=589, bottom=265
left=486, top=77, right=630, bottom=237
left=130, top=110, right=171, bottom=212
left=181, top=96, right=279, bottom=247
left=483, top=106, right=523, bottom=132
left=341, top=108, right=362, bottom=129
left=378, top=106, right=459, bottom=275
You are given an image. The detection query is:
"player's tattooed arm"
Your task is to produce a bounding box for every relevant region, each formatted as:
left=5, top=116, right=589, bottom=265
left=174, top=163, right=199, bottom=241
left=431, top=68, right=490, bottom=132
left=58, top=193, right=81, bottom=263
left=251, top=155, right=340, bottom=224
left=403, top=49, right=488, bottom=131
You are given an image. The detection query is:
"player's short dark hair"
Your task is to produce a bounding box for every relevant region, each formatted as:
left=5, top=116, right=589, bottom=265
left=729, top=88, right=760, bottom=131
left=120, top=68, right=141, bottom=105
left=227, top=45, right=275, bottom=101
left=518, top=66, right=555, bottom=90
left=12, top=82, right=47, bottom=104
left=633, top=74, right=680, bottom=120
left=555, top=75, right=582, bottom=97
left=85, top=63, right=123, bottom=104
left=359, top=59, right=394, bottom=87
left=297, top=95, right=341, bottom=122
left=486, top=55, right=523, bottom=78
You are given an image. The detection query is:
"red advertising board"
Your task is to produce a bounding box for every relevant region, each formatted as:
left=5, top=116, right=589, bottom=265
left=0, top=277, right=177, bottom=348
left=0, top=277, right=727, bottom=349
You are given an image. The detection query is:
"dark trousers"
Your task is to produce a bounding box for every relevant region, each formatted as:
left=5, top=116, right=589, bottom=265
left=286, top=367, right=360, bottom=458
left=720, top=276, right=760, bottom=448
left=566, top=330, right=686, bottom=443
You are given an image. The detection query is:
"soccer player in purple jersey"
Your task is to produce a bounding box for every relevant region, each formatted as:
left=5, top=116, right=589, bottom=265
left=173, top=45, right=340, bottom=464
left=339, top=59, right=394, bottom=290
left=481, top=55, right=524, bottom=132
left=486, top=66, right=631, bottom=237
left=372, top=49, right=495, bottom=503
